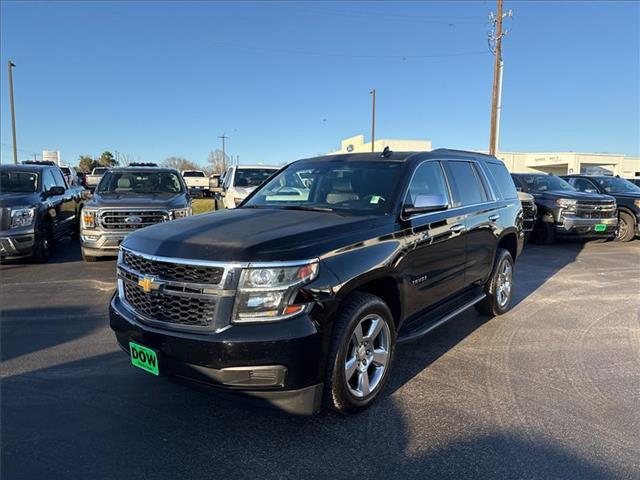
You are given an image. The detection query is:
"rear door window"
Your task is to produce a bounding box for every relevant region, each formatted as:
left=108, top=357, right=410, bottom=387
left=486, top=162, right=518, bottom=199
left=443, top=161, right=489, bottom=207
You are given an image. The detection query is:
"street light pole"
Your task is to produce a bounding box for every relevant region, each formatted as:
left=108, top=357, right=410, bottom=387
left=7, top=60, right=18, bottom=164
left=370, top=89, right=376, bottom=152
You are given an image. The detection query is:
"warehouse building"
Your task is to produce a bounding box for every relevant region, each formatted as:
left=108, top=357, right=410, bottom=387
left=329, top=135, right=640, bottom=179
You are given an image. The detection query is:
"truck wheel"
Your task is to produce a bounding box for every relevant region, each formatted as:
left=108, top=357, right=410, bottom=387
left=615, top=211, right=636, bottom=242
left=324, top=292, right=396, bottom=414
left=32, top=221, right=53, bottom=263
left=532, top=216, right=556, bottom=245
left=81, top=249, right=97, bottom=262
left=475, top=248, right=514, bottom=317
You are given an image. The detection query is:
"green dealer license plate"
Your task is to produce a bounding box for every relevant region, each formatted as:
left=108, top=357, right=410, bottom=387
left=129, top=341, right=159, bottom=376
left=594, top=224, right=607, bottom=232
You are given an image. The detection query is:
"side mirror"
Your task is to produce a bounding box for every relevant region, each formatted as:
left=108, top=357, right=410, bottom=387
left=210, top=177, right=220, bottom=188
left=46, top=186, right=65, bottom=196
left=403, top=194, right=448, bottom=216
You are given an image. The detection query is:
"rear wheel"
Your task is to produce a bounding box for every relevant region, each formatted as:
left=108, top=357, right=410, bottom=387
left=475, top=248, right=514, bottom=317
left=324, top=293, right=396, bottom=414
left=615, top=211, right=636, bottom=242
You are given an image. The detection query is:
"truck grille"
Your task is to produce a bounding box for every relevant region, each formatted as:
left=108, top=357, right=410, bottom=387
left=575, top=200, right=616, bottom=219
left=99, top=210, right=169, bottom=230
left=123, top=282, right=216, bottom=327
left=122, top=250, right=224, bottom=284
left=521, top=200, right=536, bottom=230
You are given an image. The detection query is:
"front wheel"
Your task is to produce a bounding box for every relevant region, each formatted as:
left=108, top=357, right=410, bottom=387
left=32, top=221, right=53, bottom=263
left=615, top=211, right=636, bottom=242
left=475, top=248, right=514, bottom=317
left=324, top=292, right=396, bottom=414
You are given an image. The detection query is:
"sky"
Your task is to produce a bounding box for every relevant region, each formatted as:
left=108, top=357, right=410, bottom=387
left=0, top=1, right=638, bottom=167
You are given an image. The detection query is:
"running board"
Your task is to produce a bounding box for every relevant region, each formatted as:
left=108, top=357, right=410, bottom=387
left=397, top=294, right=486, bottom=345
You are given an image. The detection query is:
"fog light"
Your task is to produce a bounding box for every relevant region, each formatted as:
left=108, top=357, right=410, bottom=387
left=221, top=365, right=286, bottom=387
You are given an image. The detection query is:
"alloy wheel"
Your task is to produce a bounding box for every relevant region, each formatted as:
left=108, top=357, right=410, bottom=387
left=617, top=217, right=629, bottom=241
left=496, top=259, right=512, bottom=308
left=344, top=314, right=391, bottom=398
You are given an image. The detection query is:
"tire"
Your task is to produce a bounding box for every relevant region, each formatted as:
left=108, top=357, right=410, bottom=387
left=475, top=248, right=515, bottom=317
left=32, top=221, right=53, bottom=263
left=615, top=211, right=636, bottom=242
left=323, top=292, right=396, bottom=414
left=82, top=249, right=98, bottom=262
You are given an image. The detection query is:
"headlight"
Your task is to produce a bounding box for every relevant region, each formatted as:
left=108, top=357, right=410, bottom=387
left=10, top=207, right=35, bottom=228
left=233, top=261, right=319, bottom=323
left=556, top=198, right=577, bottom=212
left=82, top=209, right=97, bottom=228
left=171, top=207, right=192, bottom=218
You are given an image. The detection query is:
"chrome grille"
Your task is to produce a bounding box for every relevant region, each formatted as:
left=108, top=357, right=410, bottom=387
left=575, top=200, right=616, bottom=219
left=122, top=250, right=223, bottom=284
left=123, top=282, right=215, bottom=327
left=99, top=210, right=169, bottom=230
left=521, top=200, right=536, bottom=230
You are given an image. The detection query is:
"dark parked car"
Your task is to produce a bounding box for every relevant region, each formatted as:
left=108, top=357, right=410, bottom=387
left=80, top=166, right=192, bottom=261
left=626, top=178, right=640, bottom=187
left=518, top=191, right=537, bottom=239
left=561, top=175, right=640, bottom=242
left=1, top=164, right=84, bottom=262
left=511, top=173, right=617, bottom=244
left=110, top=149, right=524, bottom=414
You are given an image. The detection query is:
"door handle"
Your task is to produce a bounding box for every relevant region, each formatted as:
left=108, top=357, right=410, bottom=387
left=450, top=224, right=465, bottom=233
left=488, top=214, right=500, bottom=222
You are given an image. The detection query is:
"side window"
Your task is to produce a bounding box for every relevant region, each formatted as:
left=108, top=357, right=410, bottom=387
left=486, top=162, right=518, bottom=199
left=405, top=161, right=449, bottom=207
left=42, top=170, right=57, bottom=192
left=223, top=168, right=233, bottom=189
left=51, top=168, right=67, bottom=189
left=573, top=178, right=598, bottom=193
left=511, top=175, right=526, bottom=192
left=443, top=161, right=489, bottom=207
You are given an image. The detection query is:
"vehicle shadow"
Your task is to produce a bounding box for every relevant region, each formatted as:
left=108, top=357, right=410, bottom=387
left=1, top=351, right=618, bottom=480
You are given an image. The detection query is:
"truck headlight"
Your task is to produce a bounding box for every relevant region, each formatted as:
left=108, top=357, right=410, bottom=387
left=233, top=261, right=319, bottom=323
left=171, top=207, right=192, bottom=218
left=82, top=209, right=97, bottom=229
left=10, top=207, right=35, bottom=228
left=556, top=198, right=577, bottom=212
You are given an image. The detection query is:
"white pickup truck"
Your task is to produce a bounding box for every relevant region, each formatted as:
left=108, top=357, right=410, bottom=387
left=215, top=165, right=280, bottom=209
left=85, top=167, right=109, bottom=191
left=181, top=170, right=210, bottom=197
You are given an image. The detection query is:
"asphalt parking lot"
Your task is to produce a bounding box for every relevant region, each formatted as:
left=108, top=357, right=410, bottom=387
left=1, top=239, right=639, bottom=480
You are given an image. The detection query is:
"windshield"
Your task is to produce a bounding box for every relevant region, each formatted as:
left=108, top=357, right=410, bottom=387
left=518, top=175, right=575, bottom=193
left=183, top=171, right=205, bottom=177
left=593, top=176, right=640, bottom=194
left=97, top=171, right=184, bottom=194
left=244, top=160, right=404, bottom=214
left=1, top=170, right=39, bottom=193
left=60, top=167, right=71, bottom=175
left=235, top=168, right=278, bottom=188
left=93, top=168, right=108, bottom=175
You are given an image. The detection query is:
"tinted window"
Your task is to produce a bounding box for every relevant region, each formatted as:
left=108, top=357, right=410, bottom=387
left=97, top=171, right=184, bottom=194
left=183, top=171, right=205, bottom=177
left=572, top=178, right=599, bottom=192
left=486, top=163, right=518, bottom=199
left=0, top=170, right=39, bottom=192
left=43, top=170, right=57, bottom=191
left=515, top=174, right=574, bottom=193
left=235, top=168, right=278, bottom=188
left=51, top=168, right=67, bottom=188
left=405, top=161, right=449, bottom=207
left=444, top=161, right=489, bottom=207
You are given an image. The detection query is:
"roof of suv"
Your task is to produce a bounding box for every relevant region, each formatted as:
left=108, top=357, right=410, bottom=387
left=315, top=149, right=498, bottom=164
left=1, top=163, right=54, bottom=173
left=107, top=167, right=179, bottom=174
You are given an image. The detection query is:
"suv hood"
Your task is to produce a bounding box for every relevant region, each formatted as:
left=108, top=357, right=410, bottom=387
left=122, top=207, right=381, bottom=262
left=0, top=192, right=41, bottom=209
left=87, top=192, right=187, bottom=209
left=531, top=190, right=614, bottom=202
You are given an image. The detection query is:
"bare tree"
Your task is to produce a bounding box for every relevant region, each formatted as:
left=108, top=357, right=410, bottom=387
left=162, top=156, right=201, bottom=172
left=207, top=149, right=230, bottom=174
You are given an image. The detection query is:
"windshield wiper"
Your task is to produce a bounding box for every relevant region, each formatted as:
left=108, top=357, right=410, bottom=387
left=278, top=205, right=334, bottom=212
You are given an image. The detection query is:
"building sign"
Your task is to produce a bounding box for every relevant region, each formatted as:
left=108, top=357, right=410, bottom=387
left=42, top=150, right=61, bottom=165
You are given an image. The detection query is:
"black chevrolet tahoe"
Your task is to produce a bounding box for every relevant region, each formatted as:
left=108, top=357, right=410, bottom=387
left=110, top=150, right=524, bottom=414
left=511, top=173, right=617, bottom=244
left=1, top=164, right=84, bottom=262
left=561, top=175, right=640, bottom=242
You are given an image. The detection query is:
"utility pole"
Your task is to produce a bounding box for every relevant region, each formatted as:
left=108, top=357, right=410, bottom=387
left=218, top=134, right=229, bottom=166
left=7, top=60, right=18, bottom=164
left=489, top=0, right=507, bottom=156
left=370, top=89, right=376, bottom=152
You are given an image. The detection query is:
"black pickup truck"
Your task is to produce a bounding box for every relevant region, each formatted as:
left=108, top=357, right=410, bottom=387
left=511, top=173, right=617, bottom=244
left=1, top=164, right=84, bottom=262
left=110, top=149, right=523, bottom=414
left=561, top=175, right=640, bottom=242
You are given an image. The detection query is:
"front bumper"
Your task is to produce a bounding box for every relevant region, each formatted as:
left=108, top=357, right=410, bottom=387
left=81, top=230, right=127, bottom=257
left=110, top=293, right=324, bottom=415
left=555, top=216, right=618, bottom=237
left=0, top=227, right=35, bottom=260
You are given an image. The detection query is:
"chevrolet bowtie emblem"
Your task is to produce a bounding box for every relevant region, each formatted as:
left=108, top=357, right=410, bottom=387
left=138, top=276, right=160, bottom=293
